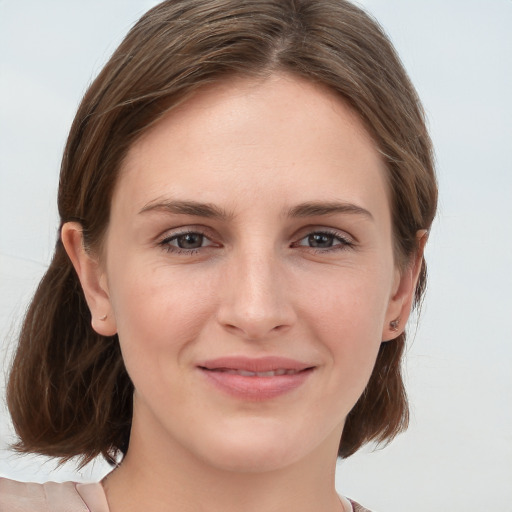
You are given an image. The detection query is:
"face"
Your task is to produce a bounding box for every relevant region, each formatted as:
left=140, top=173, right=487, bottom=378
left=88, top=73, right=408, bottom=472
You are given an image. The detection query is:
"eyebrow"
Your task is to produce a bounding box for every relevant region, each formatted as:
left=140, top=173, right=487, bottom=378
left=286, top=201, right=373, bottom=220
left=138, top=199, right=232, bottom=219
left=138, top=199, right=373, bottom=221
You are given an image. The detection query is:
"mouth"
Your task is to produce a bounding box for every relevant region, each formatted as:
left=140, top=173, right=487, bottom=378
left=198, top=355, right=314, bottom=374
left=197, top=356, right=315, bottom=400
left=203, top=368, right=308, bottom=377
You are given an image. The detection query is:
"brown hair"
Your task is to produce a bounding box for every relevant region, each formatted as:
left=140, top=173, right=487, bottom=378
left=7, top=0, right=437, bottom=466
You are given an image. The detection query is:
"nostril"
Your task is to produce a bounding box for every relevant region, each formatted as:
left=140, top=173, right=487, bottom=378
left=221, top=321, right=289, bottom=340
left=224, top=324, right=245, bottom=335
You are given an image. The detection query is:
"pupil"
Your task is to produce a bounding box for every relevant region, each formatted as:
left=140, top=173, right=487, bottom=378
left=178, top=233, right=203, bottom=249
left=308, top=233, right=333, bottom=248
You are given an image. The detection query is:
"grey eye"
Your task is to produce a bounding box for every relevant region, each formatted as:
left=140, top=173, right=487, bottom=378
left=174, top=233, right=205, bottom=249
left=307, top=233, right=336, bottom=248
left=294, top=231, right=352, bottom=251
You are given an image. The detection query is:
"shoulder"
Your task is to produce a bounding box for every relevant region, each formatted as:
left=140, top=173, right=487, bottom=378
left=0, top=477, right=90, bottom=511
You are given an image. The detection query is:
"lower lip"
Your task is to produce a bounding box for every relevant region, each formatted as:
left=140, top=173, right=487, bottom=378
left=199, top=368, right=314, bottom=400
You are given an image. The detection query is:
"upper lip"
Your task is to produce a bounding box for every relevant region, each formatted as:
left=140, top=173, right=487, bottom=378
left=198, top=356, right=314, bottom=373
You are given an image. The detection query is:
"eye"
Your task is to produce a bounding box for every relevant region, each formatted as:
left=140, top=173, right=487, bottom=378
left=294, top=231, right=354, bottom=251
left=172, top=232, right=207, bottom=249
left=160, top=230, right=215, bottom=253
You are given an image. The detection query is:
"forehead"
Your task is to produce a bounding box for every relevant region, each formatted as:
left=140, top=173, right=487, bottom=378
left=113, top=73, right=389, bottom=219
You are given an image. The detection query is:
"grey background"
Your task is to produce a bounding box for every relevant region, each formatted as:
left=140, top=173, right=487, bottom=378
left=1, top=1, right=511, bottom=510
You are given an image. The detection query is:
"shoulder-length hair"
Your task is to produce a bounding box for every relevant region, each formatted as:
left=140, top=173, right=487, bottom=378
left=7, top=0, right=437, bottom=466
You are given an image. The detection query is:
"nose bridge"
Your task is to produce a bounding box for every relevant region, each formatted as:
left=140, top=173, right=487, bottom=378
left=240, top=247, right=278, bottom=309
left=217, top=242, right=294, bottom=339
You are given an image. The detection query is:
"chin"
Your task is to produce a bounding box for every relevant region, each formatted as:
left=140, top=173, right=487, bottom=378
left=189, top=419, right=332, bottom=474
left=201, top=442, right=304, bottom=474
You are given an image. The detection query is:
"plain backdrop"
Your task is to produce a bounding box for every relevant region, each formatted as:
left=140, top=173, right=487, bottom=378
left=1, top=1, right=511, bottom=511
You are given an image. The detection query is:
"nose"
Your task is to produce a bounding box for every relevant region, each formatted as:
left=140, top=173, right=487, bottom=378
left=216, top=248, right=296, bottom=340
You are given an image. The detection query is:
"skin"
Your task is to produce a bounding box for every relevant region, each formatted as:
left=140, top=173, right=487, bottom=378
left=62, top=73, right=424, bottom=512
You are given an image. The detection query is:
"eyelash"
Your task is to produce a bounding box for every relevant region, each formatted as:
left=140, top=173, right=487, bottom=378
left=291, top=230, right=355, bottom=253
left=158, top=229, right=355, bottom=255
left=159, top=229, right=213, bottom=255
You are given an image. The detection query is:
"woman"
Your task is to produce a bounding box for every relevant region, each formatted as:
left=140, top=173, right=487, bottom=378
left=1, top=0, right=437, bottom=510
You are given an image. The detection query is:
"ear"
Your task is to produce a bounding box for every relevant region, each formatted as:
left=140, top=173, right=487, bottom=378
left=382, top=230, right=428, bottom=342
left=61, top=222, right=117, bottom=336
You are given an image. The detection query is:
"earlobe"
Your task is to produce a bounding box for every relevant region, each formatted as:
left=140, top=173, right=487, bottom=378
left=60, top=222, right=117, bottom=336
left=382, top=230, right=428, bottom=342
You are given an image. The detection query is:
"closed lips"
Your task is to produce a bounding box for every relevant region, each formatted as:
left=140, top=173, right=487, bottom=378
left=197, top=357, right=315, bottom=400
left=202, top=368, right=309, bottom=377
left=197, top=356, right=314, bottom=374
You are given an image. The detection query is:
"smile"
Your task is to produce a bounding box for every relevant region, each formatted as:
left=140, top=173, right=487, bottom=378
left=197, top=356, right=315, bottom=400
left=207, top=368, right=303, bottom=377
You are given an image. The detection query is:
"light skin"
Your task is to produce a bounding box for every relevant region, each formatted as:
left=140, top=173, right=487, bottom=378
left=62, top=73, right=424, bottom=512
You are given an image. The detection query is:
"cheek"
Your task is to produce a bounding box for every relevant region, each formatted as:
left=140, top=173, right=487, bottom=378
left=107, top=258, right=218, bottom=373
left=296, top=267, right=390, bottom=387
left=298, top=264, right=390, bottom=341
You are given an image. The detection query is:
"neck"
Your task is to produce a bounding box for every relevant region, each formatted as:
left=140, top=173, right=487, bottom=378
left=102, top=411, right=344, bottom=512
